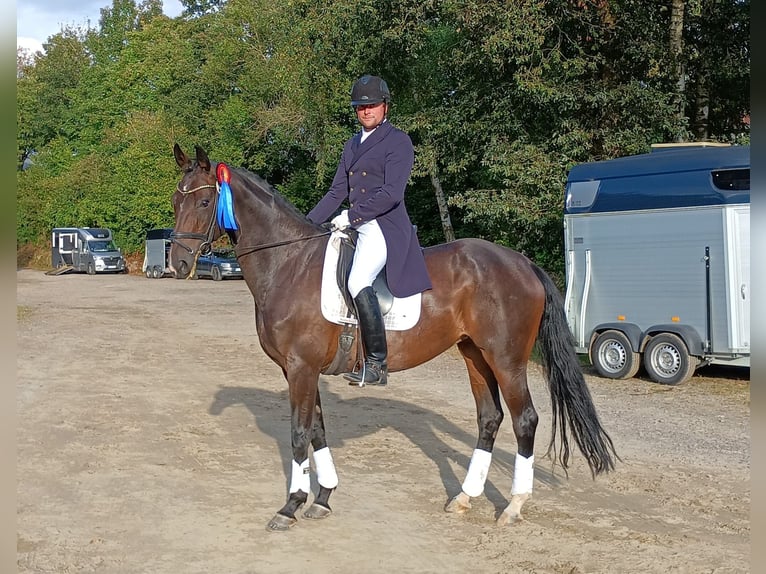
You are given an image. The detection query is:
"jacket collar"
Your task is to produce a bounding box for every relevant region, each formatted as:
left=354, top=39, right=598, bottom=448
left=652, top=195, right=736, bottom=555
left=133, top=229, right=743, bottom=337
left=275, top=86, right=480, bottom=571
left=350, top=121, right=393, bottom=167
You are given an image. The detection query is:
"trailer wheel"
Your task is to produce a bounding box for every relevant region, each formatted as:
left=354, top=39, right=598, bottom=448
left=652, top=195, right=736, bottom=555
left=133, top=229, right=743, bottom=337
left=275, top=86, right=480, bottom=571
left=643, top=333, right=698, bottom=385
left=590, top=330, right=640, bottom=380
left=211, top=265, right=223, bottom=281
left=87, top=262, right=96, bottom=275
left=145, top=268, right=153, bottom=279
left=152, top=266, right=162, bottom=279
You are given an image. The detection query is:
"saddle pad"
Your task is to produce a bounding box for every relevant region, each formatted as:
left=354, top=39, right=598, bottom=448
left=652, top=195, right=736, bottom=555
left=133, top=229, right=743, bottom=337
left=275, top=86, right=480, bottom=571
left=320, top=231, right=422, bottom=331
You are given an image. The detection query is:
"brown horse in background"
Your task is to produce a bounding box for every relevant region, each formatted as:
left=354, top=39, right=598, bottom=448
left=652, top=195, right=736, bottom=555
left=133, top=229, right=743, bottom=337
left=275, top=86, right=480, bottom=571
left=169, top=144, right=617, bottom=531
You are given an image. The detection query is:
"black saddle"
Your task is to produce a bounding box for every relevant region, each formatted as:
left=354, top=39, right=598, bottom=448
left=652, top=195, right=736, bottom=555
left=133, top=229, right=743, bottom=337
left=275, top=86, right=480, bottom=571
left=335, top=230, right=394, bottom=317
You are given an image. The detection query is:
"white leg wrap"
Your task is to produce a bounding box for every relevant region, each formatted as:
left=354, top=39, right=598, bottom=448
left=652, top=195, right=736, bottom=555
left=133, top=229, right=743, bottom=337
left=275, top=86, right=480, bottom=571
left=511, top=454, right=534, bottom=495
left=461, top=449, right=493, bottom=498
left=289, top=459, right=310, bottom=494
left=312, top=447, right=339, bottom=489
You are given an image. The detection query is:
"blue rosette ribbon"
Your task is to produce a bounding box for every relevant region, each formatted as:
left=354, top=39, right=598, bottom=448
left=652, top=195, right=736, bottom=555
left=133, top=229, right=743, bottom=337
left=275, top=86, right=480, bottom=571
left=215, top=163, right=238, bottom=231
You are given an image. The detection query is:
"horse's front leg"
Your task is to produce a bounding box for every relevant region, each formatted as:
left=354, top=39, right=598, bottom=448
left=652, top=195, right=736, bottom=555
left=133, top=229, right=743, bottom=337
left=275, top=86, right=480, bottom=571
left=303, top=389, right=338, bottom=520
left=266, top=364, right=340, bottom=531
left=266, top=366, right=319, bottom=532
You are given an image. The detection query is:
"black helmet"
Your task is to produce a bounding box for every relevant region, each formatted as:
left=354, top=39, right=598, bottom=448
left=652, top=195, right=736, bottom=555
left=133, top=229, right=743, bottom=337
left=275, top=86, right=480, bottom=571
left=350, top=75, right=391, bottom=106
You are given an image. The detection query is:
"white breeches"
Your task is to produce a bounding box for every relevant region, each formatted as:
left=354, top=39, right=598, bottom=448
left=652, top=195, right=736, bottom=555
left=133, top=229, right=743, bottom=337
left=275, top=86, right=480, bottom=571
left=347, top=219, right=387, bottom=298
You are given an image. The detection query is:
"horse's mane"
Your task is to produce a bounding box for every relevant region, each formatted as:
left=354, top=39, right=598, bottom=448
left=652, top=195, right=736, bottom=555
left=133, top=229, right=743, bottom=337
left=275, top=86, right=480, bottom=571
left=225, top=163, right=311, bottom=223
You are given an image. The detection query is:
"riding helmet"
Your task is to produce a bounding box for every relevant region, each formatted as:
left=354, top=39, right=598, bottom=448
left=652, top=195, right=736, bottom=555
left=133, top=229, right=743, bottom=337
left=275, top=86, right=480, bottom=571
left=350, top=75, right=391, bottom=107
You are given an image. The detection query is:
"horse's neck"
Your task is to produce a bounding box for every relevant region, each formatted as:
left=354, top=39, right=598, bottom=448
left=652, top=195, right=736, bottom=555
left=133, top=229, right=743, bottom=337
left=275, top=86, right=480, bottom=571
left=233, top=174, right=315, bottom=242
left=237, top=203, right=317, bottom=248
left=239, top=227, right=324, bottom=309
left=232, top=178, right=324, bottom=292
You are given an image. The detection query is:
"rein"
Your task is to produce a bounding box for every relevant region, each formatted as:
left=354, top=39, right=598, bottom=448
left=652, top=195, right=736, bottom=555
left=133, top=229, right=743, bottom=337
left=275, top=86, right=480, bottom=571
left=235, top=231, right=332, bottom=258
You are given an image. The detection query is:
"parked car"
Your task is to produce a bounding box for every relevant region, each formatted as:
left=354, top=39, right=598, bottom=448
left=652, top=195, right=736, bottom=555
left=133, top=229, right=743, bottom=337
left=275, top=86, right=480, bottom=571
left=194, top=249, right=243, bottom=281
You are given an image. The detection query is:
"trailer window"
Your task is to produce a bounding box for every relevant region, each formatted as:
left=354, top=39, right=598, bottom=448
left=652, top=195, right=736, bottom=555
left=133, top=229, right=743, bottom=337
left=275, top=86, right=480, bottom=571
left=712, top=168, right=749, bottom=191
left=566, top=180, right=600, bottom=210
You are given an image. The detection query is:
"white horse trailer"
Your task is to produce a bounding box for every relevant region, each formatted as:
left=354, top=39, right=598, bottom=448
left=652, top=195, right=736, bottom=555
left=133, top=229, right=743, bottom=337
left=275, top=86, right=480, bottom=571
left=564, top=144, right=750, bottom=384
left=143, top=228, right=173, bottom=278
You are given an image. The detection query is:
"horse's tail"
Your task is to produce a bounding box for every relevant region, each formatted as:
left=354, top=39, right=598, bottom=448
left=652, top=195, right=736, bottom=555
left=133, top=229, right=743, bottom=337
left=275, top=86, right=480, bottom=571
left=531, top=264, right=619, bottom=477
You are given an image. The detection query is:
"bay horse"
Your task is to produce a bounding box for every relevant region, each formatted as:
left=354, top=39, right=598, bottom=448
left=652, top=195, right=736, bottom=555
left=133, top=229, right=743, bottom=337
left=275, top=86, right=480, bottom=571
left=169, top=144, right=618, bottom=531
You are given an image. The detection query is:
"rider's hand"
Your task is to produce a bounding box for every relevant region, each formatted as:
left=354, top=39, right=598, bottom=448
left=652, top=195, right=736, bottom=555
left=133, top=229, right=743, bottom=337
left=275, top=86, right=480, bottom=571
left=331, top=210, right=350, bottom=231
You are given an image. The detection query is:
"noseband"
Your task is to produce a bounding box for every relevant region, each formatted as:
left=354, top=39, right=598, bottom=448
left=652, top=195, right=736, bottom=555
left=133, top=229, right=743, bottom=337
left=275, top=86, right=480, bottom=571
left=170, top=182, right=219, bottom=277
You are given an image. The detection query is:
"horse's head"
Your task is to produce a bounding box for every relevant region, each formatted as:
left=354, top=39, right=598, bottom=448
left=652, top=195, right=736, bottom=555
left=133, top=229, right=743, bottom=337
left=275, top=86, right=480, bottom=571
left=169, top=144, right=223, bottom=279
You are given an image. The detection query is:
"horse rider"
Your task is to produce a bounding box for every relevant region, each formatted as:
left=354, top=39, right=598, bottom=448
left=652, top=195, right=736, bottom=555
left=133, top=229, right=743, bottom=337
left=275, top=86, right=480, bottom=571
left=307, top=74, right=432, bottom=386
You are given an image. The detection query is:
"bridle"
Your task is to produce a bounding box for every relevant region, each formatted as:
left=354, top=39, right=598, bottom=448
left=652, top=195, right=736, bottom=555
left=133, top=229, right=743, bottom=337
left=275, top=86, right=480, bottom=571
left=170, top=176, right=333, bottom=277
left=170, top=181, right=219, bottom=278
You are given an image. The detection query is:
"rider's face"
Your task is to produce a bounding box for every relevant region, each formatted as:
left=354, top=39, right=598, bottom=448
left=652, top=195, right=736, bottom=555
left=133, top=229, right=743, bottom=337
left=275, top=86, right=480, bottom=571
left=355, top=102, right=387, bottom=131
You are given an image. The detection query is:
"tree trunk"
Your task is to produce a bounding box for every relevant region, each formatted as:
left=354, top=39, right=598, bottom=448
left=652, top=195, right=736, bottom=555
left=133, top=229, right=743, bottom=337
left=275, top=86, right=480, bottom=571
left=429, top=165, right=455, bottom=243
left=670, top=0, right=686, bottom=141
left=693, top=74, right=710, bottom=141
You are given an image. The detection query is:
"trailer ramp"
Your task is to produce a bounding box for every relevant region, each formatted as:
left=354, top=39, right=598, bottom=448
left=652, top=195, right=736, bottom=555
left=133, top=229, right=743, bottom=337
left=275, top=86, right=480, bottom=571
left=45, top=266, right=74, bottom=276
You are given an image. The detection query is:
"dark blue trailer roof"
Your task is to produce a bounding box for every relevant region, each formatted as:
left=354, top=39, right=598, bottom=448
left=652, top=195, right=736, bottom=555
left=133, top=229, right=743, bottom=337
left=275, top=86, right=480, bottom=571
left=565, top=145, right=750, bottom=214
left=145, top=228, right=174, bottom=240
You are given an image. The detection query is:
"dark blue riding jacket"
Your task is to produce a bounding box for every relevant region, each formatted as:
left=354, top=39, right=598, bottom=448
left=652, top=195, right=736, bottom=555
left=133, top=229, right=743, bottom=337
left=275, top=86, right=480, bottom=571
left=307, top=121, right=432, bottom=298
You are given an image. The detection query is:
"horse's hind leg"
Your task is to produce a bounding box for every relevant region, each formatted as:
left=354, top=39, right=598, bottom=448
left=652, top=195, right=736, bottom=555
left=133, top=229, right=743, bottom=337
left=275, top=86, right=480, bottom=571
left=445, top=340, right=504, bottom=515
left=303, top=390, right=339, bottom=520
left=495, top=359, right=538, bottom=526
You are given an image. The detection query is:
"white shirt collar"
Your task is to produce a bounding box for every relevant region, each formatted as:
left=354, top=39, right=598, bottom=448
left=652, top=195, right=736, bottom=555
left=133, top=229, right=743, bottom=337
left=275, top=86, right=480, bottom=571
left=360, top=118, right=386, bottom=143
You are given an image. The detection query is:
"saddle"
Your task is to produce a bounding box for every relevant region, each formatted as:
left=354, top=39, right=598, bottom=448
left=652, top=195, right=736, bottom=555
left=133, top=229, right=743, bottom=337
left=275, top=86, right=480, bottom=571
left=321, top=229, right=422, bottom=376
left=323, top=229, right=392, bottom=377
left=334, top=229, right=394, bottom=316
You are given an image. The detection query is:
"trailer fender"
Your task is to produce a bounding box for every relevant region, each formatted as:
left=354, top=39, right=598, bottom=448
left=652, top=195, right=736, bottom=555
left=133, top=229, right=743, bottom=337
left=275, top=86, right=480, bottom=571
left=590, top=323, right=643, bottom=352
left=641, top=325, right=704, bottom=357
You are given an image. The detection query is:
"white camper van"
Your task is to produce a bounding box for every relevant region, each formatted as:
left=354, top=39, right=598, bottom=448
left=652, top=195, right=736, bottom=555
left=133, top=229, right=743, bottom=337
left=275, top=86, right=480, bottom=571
left=50, top=227, right=127, bottom=275
left=564, top=144, right=749, bottom=385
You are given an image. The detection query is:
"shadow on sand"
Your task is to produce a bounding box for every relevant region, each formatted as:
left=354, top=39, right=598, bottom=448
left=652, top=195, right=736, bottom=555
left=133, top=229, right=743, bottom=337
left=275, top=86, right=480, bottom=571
left=208, top=379, right=566, bottom=514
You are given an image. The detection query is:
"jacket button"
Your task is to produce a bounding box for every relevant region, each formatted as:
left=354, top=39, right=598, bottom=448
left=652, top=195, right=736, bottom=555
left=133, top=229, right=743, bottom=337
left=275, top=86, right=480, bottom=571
left=350, top=187, right=354, bottom=193
left=350, top=203, right=354, bottom=208
left=361, top=188, right=366, bottom=193
left=362, top=171, right=367, bottom=176
left=349, top=171, right=354, bottom=176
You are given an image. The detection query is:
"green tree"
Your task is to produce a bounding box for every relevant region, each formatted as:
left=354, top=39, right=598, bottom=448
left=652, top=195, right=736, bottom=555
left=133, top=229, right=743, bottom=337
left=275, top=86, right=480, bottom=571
left=16, top=0, right=749, bottom=282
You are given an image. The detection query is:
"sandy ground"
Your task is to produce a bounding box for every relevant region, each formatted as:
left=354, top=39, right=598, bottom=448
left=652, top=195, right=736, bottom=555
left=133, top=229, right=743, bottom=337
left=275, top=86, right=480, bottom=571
left=16, top=269, right=750, bottom=573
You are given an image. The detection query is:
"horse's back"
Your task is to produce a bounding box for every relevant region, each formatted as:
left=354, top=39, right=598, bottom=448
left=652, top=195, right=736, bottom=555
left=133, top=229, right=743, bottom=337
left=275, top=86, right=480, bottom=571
left=424, top=238, right=545, bottom=299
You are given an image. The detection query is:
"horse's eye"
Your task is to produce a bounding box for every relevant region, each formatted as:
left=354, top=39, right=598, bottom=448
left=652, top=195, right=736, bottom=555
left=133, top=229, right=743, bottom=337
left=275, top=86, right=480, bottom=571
left=201, top=199, right=210, bottom=208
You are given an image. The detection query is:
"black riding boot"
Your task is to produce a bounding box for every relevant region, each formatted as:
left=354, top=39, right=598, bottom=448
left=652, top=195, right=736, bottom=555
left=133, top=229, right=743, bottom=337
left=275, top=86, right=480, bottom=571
left=344, top=286, right=388, bottom=387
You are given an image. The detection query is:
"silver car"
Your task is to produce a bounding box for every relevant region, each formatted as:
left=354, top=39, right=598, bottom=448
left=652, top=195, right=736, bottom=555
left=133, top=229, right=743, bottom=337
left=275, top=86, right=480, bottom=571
left=194, top=250, right=243, bottom=281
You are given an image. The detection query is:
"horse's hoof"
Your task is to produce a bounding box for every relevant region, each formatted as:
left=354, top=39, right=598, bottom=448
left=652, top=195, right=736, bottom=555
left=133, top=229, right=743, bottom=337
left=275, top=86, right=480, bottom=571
left=303, top=502, right=332, bottom=520
left=444, top=491, right=472, bottom=514
left=496, top=509, right=523, bottom=526
left=496, top=493, right=530, bottom=526
left=266, top=513, right=297, bottom=531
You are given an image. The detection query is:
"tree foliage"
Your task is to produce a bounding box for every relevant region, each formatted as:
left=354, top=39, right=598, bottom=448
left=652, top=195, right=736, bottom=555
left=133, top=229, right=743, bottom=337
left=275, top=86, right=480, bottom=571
left=17, top=0, right=750, bottom=282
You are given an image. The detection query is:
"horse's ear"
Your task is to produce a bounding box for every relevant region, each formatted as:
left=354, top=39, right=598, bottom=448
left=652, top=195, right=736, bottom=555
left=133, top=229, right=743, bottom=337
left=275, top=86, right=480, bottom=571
left=173, top=143, right=192, bottom=170
left=195, top=145, right=211, bottom=172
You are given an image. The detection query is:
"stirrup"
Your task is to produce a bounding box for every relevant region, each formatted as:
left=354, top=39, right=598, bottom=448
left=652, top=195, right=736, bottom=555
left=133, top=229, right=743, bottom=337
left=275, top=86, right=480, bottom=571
left=344, top=362, right=387, bottom=387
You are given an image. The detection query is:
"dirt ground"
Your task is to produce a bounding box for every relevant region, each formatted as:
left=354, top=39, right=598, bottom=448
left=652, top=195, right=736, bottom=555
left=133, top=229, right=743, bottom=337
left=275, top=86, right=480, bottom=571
left=16, top=269, right=750, bottom=574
